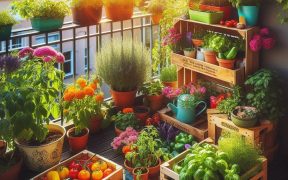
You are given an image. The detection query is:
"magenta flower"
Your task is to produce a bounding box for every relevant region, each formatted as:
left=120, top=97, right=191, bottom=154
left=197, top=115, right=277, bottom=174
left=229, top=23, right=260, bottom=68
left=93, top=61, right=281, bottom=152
left=56, top=53, right=65, bottom=63
left=260, top=28, right=270, bottom=36
left=252, top=34, right=262, bottom=41
left=111, top=127, right=139, bottom=150
left=249, top=39, right=262, bottom=52
left=18, top=47, right=34, bottom=58
left=33, top=46, right=58, bottom=57
left=43, top=56, right=53, bottom=62
left=262, top=37, right=276, bottom=50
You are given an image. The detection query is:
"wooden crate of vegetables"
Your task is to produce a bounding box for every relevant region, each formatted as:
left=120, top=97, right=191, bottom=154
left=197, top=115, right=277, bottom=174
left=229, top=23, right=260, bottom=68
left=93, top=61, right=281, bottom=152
left=160, top=138, right=267, bottom=180
left=32, top=150, right=123, bottom=180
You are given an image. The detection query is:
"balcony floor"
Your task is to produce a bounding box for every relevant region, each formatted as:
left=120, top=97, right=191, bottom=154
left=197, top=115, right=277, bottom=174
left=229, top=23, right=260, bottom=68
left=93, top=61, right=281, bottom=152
left=20, top=125, right=288, bottom=180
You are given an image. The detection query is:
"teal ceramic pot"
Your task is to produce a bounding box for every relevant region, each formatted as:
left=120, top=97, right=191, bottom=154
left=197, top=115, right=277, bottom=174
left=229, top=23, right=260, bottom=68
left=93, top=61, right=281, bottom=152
left=168, top=94, right=207, bottom=124
left=231, top=106, right=258, bottom=128
left=0, top=25, right=12, bottom=41
left=237, top=6, right=259, bottom=26
left=31, top=18, right=64, bottom=32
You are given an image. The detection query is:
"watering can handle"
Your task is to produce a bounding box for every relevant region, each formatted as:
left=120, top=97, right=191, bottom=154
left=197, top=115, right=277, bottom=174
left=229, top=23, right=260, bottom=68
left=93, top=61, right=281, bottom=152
left=195, top=101, right=207, bottom=117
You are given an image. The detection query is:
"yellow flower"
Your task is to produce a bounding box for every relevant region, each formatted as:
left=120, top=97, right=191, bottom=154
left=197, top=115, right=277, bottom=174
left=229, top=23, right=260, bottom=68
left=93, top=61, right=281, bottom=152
left=76, top=78, right=87, bottom=88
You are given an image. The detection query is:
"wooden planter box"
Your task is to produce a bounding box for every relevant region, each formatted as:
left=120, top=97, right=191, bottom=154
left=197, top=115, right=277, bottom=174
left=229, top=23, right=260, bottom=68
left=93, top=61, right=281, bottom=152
left=32, top=150, right=123, bottom=180
left=160, top=138, right=268, bottom=180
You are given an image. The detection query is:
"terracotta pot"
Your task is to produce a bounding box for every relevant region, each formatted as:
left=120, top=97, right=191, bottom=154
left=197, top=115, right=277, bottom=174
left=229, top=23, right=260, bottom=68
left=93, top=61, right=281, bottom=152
left=15, top=123, right=66, bottom=172
left=114, top=126, right=124, bottom=136
left=0, top=140, right=7, bottom=157
left=204, top=50, right=218, bottom=65
left=151, top=13, right=162, bottom=24
left=133, top=167, right=149, bottom=180
left=124, top=160, right=134, bottom=173
left=217, top=58, right=235, bottom=69
left=192, top=39, right=204, bottom=47
left=104, top=0, right=134, bottom=21
left=88, top=115, right=103, bottom=134
left=163, top=81, right=178, bottom=88
left=146, top=95, right=164, bottom=112
left=0, top=154, right=22, bottom=180
left=67, top=127, right=89, bottom=153
left=134, top=106, right=150, bottom=125
left=72, top=5, right=103, bottom=26
left=148, top=159, right=161, bottom=178
left=110, top=89, right=137, bottom=108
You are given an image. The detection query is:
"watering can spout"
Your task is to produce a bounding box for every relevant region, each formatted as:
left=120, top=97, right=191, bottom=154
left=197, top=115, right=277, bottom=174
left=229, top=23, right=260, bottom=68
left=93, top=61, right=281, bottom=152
left=168, top=103, right=178, bottom=114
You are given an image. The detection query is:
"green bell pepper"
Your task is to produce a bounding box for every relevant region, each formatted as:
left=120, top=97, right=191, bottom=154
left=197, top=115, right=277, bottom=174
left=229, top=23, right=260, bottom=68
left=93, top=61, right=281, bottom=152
left=174, top=143, right=185, bottom=152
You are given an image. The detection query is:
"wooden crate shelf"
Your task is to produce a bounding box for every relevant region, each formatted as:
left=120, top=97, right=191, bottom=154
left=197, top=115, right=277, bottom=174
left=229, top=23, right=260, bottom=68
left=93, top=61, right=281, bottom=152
left=172, top=53, right=245, bottom=85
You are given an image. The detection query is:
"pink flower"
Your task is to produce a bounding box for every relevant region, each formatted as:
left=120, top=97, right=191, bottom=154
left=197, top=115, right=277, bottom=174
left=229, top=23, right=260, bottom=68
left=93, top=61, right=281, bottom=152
left=253, top=34, right=262, bottom=41
left=249, top=39, right=262, bottom=52
left=43, top=56, right=53, bottom=62
left=199, top=87, right=206, bottom=94
left=19, top=47, right=34, bottom=58
left=33, top=46, right=58, bottom=57
left=262, top=37, right=276, bottom=50
left=56, top=53, right=65, bottom=63
left=260, top=28, right=270, bottom=36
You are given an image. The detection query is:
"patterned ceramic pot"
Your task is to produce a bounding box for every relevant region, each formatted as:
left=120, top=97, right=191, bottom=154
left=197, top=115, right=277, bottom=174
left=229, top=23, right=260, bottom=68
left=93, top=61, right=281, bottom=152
left=14, top=123, right=66, bottom=172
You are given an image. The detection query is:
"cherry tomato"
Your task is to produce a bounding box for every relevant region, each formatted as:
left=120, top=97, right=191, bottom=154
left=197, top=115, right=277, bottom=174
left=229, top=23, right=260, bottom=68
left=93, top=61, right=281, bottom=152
left=122, top=145, right=131, bottom=154
left=69, top=161, right=82, bottom=171
left=78, top=170, right=90, bottom=180
left=86, top=161, right=94, bottom=170
left=103, top=168, right=113, bottom=177
left=57, top=166, right=69, bottom=180
left=91, top=161, right=107, bottom=172
left=225, top=21, right=233, bottom=27
left=220, top=20, right=225, bottom=25
left=92, top=170, right=104, bottom=180
left=69, top=168, right=79, bottom=179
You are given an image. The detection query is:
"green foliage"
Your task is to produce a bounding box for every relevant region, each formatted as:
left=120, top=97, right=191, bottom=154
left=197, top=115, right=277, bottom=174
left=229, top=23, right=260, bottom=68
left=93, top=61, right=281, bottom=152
left=200, top=0, right=230, bottom=6
left=146, top=0, right=166, bottom=14
left=277, top=0, right=288, bottom=23
left=113, top=112, right=141, bottom=131
left=96, top=39, right=150, bottom=92
left=228, top=0, right=260, bottom=8
left=140, top=80, right=164, bottom=96
left=218, top=132, right=262, bottom=174
left=192, top=30, right=206, bottom=40
left=0, top=11, right=17, bottom=26
left=160, top=65, right=177, bottom=82
left=217, top=86, right=242, bottom=114
left=245, top=69, right=285, bottom=121
left=12, top=0, right=70, bottom=19
left=70, top=0, right=103, bottom=7
left=0, top=56, right=64, bottom=148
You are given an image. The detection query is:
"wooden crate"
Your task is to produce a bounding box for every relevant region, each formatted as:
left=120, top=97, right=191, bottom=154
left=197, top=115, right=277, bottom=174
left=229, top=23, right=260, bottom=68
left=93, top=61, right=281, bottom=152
left=33, top=150, right=123, bottom=180
left=160, top=138, right=268, bottom=180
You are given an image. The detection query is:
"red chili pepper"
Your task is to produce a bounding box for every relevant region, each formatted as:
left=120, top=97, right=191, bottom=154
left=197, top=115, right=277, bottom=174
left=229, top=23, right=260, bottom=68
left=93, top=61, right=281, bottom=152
left=69, top=168, right=79, bottom=179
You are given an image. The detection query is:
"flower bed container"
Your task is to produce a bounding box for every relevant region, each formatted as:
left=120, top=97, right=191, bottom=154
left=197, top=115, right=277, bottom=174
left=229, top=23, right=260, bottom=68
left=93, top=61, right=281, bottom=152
left=72, top=6, right=102, bottom=26
left=104, top=0, right=134, bottom=21
left=0, top=25, right=12, bottom=41
left=188, top=10, right=223, bottom=24
left=31, top=18, right=64, bottom=32
left=199, top=4, right=232, bottom=20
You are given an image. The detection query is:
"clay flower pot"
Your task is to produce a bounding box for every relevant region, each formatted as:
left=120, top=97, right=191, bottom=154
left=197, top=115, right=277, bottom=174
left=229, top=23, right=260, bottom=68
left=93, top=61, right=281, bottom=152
left=0, top=153, right=23, bottom=180
left=146, top=95, right=164, bottom=113
left=133, top=167, right=149, bottom=180
left=151, top=13, right=163, bottom=24
left=67, top=127, right=89, bottom=153
left=192, top=39, right=204, bottom=47
left=162, top=81, right=178, bottom=88
left=124, top=160, right=134, bottom=173
left=114, top=126, right=124, bottom=136
left=88, top=115, right=103, bottom=134
left=104, top=0, right=134, bottom=21
left=110, top=89, right=137, bottom=108
left=72, top=5, right=103, bottom=26
left=204, top=50, right=218, bottom=65
left=0, top=140, right=7, bottom=157
left=217, top=58, right=235, bottom=69
left=134, top=106, right=150, bottom=125
left=148, top=159, right=161, bottom=178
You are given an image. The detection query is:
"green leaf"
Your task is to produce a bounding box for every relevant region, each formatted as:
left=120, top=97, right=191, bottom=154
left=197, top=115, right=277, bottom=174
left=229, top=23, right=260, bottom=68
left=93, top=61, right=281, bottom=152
left=51, top=103, right=60, bottom=119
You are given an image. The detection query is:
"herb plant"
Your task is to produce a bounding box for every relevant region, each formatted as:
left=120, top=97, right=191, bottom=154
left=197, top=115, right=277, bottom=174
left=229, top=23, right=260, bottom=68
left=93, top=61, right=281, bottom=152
left=12, top=0, right=70, bottom=19
left=217, top=86, right=242, bottom=115
left=0, top=11, right=17, bottom=26
left=113, top=111, right=141, bottom=131
left=140, top=80, right=164, bottom=96
left=192, top=30, right=206, bottom=40
left=160, top=65, right=177, bottom=82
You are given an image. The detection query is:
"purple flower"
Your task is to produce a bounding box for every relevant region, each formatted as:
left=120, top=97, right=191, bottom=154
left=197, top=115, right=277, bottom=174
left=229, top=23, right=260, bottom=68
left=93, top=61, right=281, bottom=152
left=33, top=46, right=58, bottom=57
left=18, top=47, right=34, bottom=59
left=0, top=55, right=20, bottom=73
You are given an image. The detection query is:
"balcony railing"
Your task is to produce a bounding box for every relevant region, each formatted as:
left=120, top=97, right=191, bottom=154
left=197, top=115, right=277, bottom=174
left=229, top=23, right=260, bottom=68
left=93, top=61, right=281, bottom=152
left=0, top=12, right=159, bottom=125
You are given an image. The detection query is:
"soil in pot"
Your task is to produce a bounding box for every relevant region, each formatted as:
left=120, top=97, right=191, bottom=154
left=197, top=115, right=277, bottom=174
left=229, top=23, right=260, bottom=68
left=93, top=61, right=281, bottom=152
left=134, top=106, right=149, bottom=125
left=67, top=127, right=89, bottom=153
left=0, top=152, right=22, bottom=180
left=18, top=131, right=62, bottom=146
left=133, top=167, right=149, bottom=180
left=72, top=6, right=103, bottom=26
left=231, top=106, right=258, bottom=128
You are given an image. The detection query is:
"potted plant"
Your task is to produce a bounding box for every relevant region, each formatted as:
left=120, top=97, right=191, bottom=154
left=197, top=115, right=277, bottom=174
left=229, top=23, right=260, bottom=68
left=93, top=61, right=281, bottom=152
left=133, top=106, right=150, bottom=125
left=199, top=0, right=232, bottom=20
left=12, top=0, right=70, bottom=32
left=0, top=46, right=66, bottom=172
left=133, top=167, right=149, bottom=180
left=103, top=0, right=134, bottom=21
left=192, top=30, right=206, bottom=47
left=228, top=0, right=260, bottom=26
left=231, top=106, right=258, bottom=128
left=146, top=0, right=166, bottom=24
left=162, top=27, right=183, bottom=53
left=160, top=65, right=178, bottom=88
left=183, top=47, right=197, bottom=58
left=112, top=108, right=142, bottom=136
left=140, top=80, right=164, bottom=113
left=96, top=39, right=150, bottom=108
left=71, top=0, right=103, bottom=26
left=111, top=127, right=139, bottom=154
left=125, top=126, right=162, bottom=178
left=217, top=47, right=238, bottom=69
left=0, top=11, right=17, bottom=41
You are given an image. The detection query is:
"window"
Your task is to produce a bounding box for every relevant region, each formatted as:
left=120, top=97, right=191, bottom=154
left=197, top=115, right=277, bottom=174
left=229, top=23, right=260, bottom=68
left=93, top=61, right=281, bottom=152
left=0, top=38, right=26, bottom=52
left=35, top=33, right=60, bottom=50
left=84, top=48, right=88, bottom=70
left=63, top=51, right=74, bottom=77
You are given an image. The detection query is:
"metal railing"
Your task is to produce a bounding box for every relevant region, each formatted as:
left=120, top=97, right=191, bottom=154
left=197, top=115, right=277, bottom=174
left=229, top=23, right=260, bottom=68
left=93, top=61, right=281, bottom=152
left=0, top=12, right=159, bottom=125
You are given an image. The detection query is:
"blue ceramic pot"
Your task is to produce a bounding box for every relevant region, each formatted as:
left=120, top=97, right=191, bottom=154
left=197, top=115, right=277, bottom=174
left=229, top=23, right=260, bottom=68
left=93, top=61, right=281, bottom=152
left=237, top=6, right=259, bottom=26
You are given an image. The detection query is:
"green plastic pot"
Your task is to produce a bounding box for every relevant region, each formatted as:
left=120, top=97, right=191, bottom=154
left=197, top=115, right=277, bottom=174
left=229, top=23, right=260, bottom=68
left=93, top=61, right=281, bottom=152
left=0, top=25, right=12, bottom=41
left=189, top=10, right=223, bottom=24
left=31, top=18, right=64, bottom=32
left=231, top=107, right=258, bottom=128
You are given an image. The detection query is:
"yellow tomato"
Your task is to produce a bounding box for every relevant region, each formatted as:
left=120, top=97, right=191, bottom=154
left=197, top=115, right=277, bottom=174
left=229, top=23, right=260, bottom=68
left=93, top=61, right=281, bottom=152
left=91, top=162, right=101, bottom=171
left=92, top=170, right=103, bottom=180
left=47, top=171, right=60, bottom=180
left=99, top=161, right=108, bottom=171
left=57, top=166, right=69, bottom=180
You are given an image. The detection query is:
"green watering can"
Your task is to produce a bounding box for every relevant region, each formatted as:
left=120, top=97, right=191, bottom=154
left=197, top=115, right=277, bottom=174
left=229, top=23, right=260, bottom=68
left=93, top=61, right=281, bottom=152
left=168, top=94, right=207, bottom=124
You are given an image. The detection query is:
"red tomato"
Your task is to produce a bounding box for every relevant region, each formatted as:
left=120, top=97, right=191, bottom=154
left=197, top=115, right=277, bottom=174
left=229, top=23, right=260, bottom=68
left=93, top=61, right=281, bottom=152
left=220, top=20, right=225, bottom=25
left=69, top=168, right=79, bottom=179
left=69, top=161, right=82, bottom=171
left=78, top=170, right=90, bottom=180
left=225, top=21, right=233, bottom=27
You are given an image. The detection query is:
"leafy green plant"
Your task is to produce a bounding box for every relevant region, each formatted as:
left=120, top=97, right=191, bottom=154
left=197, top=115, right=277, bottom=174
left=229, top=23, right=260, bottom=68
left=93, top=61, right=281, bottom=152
left=192, top=30, right=206, bottom=40
left=228, top=0, right=260, bottom=8
left=113, top=112, right=141, bottom=131
left=12, top=0, right=70, bottom=19
left=160, top=65, right=177, bottom=82
left=146, top=0, right=166, bottom=14
left=70, top=0, right=103, bottom=7
left=134, top=167, right=148, bottom=180
left=96, top=39, right=150, bottom=92
left=200, top=0, right=230, bottom=6
left=218, top=132, right=262, bottom=174
left=217, top=86, right=242, bottom=114
left=245, top=69, right=286, bottom=121
left=0, top=11, right=17, bottom=26
left=277, top=0, right=288, bottom=23
left=140, top=80, right=164, bottom=96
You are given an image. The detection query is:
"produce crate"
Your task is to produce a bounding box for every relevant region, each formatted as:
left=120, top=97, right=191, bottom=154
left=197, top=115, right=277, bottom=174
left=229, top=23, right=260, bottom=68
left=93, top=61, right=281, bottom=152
left=188, top=10, right=223, bottom=24
left=32, top=150, right=123, bottom=180
left=160, top=138, right=268, bottom=180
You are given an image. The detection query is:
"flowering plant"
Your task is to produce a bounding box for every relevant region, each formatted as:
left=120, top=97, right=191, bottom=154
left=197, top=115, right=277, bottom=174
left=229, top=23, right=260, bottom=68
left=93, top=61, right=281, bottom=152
left=162, top=86, right=182, bottom=100
left=63, top=76, right=104, bottom=136
left=182, top=83, right=206, bottom=101
left=249, top=27, right=276, bottom=52
left=112, top=108, right=141, bottom=131
left=162, top=27, right=182, bottom=52
left=0, top=46, right=64, bottom=146
left=111, top=127, right=139, bottom=150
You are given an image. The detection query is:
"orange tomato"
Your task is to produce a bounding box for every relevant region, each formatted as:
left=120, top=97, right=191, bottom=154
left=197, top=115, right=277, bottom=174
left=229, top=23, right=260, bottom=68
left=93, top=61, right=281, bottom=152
left=103, top=168, right=113, bottom=177
left=78, top=170, right=90, bottom=180
left=122, top=145, right=131, bottom=154
left=91, top=170, right=103, bottom=180
left=99, top=161, right=108, bottom=171
left=91, top=162, right=101, bottom=171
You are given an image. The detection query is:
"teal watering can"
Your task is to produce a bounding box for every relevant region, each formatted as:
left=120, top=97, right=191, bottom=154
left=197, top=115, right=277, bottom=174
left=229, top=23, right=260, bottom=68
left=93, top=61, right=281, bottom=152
left=168, top=94, right=207, bottom=124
